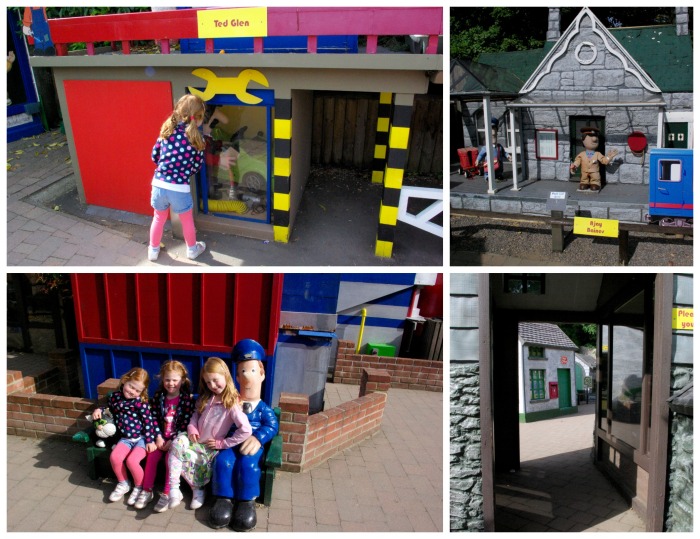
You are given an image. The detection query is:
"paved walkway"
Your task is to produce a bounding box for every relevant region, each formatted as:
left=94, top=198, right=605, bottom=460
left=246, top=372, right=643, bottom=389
left=7, top=130, right=441, bottom=266
left=495, top=404, right=645, bottom=532
left=7, top=384, right=442, bottom=532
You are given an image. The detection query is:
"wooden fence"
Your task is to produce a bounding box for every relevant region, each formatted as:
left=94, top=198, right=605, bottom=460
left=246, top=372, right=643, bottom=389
left=311, top=92, right=442, bottom=174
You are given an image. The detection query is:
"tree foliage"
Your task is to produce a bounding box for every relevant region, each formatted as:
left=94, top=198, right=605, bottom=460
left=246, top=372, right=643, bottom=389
left=559, top=324, right=597, bottom=349
left=451, top=7, right=686, bottom=60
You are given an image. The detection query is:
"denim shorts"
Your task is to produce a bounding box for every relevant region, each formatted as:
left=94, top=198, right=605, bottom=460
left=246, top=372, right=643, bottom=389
left=117, top=437, right=147, bottom=450
left=151, top=186, right=194, bottom=214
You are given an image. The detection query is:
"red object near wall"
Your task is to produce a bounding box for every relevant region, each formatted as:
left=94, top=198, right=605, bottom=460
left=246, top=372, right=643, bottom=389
left=63, top=80, right=174, bottom=215
left=417, top=273, right=443, bottom=319
left=71, top=273, right=283, bottom=355
left=549, top=382, right=559, bottom=399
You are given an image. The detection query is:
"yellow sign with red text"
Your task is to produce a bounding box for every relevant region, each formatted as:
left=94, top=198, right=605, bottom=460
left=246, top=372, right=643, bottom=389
left=573, top=217, right=619, bottom=238
left=197, top=8, right=268, bottom=39
left=672, top=307, right=693, bottom=331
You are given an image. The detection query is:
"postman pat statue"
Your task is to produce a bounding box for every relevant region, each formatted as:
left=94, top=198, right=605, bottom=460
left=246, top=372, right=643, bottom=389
left=209, top=339, right=279, bottom=531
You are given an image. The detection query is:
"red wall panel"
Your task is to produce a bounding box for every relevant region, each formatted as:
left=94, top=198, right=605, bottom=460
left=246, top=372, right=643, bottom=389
left=73, top=274, right=281, bottom=355
left=63, top=80, right=173, bottom=215
left=168, top=274, right=201, bottom=346
left=135, top=274, right=169, bottom=343
left=201, top=274, right=235, bottom=347
left=105, top=274, right=137, bottom=341
left=72, top=274, right=109, bottom=340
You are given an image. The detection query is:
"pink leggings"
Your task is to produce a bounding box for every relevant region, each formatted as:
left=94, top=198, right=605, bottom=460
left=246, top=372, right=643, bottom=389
left=149, top=208, right=197, bottom=249
left=142, top=447, right=171, bottom=494
left=110, top=442, right=147, bottom=486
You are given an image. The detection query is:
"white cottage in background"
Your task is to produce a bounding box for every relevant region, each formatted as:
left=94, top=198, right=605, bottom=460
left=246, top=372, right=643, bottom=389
left=518, top=322, right=579, bottom=422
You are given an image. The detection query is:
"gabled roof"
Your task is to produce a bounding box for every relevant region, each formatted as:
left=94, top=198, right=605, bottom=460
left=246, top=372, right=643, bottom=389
left=519, top=322, right=578, bottom=351
left=471, top=9, right=692, bottom=94
left=521, top=7, right=660, bottom=94
left=575, top=352, right=596, bottom=369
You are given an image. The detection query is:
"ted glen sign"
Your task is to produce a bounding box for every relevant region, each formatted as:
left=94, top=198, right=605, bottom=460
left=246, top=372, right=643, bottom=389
left=573, top=216, right=619, bottom=238
left=197, top=8, right=268, bottom=38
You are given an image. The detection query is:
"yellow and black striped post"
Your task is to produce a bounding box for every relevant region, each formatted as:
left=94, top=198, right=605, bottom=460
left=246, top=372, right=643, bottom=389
left=371, top=92, right=393, bottom=184
left=375, top=93, right=413, bottom=258
left=273, top=98, right=292, bottom=242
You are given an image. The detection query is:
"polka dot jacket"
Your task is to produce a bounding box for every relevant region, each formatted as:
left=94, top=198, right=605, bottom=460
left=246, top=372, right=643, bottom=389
left=149, top=390, right=196, bottom=441
left=151, top=122, right=204, bottom=190
left=101, top=390, right=159, bottom=444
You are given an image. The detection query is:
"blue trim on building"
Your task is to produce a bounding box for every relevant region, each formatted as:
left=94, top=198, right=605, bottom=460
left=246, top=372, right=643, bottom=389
left=337, top=315, right=406, bottom=329
left=340, top=273, right=416, bottom=285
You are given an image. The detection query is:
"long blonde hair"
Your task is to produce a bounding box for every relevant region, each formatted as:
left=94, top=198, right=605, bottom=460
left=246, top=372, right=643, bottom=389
left=159, top=94, right=206, bottom=151
left=119, top=367, right=150, bottom=403
left=197, top=357, right=240, bottom=413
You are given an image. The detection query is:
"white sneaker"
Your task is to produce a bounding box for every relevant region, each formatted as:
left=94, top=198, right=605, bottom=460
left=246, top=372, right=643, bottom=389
left=134, top=489, right=154, bottom=509
left=190, top=488, right=206, bottom=509
left=127, top=486, right=142, bottom=506
left=186, top=241, right=206, bottom=260
left=108, top=480, right=131, bottom=502
left=148, top=245, right=160, bottom=261
left=168, top=488, right=184, bottom=509
left=153, top=493, right=170, bottom=513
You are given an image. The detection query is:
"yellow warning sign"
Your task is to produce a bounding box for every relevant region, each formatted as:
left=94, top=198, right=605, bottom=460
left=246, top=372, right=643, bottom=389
left=672, top=307, right=693, bottom=331
left=573, top=217, right=619, bottom=238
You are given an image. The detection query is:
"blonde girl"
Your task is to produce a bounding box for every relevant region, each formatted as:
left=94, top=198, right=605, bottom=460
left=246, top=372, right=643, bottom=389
left=162, top=358, right=252, bottom=511
left=148, top=94, right=208, bottom=262
left=92, top=367, right=158, bottom=504
left=136, top=361, right=196, bottom=511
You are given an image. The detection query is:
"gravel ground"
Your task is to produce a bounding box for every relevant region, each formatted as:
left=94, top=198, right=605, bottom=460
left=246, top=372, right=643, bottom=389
left=451, top=215, right=693, bottom=267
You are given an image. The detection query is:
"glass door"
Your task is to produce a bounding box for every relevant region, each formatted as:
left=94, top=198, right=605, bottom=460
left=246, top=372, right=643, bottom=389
left=198, top=90, right=274, bottom=223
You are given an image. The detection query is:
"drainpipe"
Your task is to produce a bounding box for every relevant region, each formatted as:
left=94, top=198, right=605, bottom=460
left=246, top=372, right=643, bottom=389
left=356, top=308, right=368, bottom=353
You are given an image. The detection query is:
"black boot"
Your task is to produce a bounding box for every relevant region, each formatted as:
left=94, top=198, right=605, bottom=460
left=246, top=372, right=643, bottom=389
left=230, top=499, right=257, bottom=532
left=209, top=498, right=233, bottom=529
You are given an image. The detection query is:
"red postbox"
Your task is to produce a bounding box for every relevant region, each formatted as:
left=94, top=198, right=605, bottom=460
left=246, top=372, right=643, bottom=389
left=549, top=381, right=559, bottom=399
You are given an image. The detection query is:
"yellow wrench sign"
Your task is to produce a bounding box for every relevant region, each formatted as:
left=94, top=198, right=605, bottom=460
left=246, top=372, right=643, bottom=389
left=188, top=68, right=270, bottom=105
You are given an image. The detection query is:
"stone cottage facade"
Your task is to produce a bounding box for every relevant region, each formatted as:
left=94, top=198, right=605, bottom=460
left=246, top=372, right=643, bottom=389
left=453, top=7, right=692, bottom=186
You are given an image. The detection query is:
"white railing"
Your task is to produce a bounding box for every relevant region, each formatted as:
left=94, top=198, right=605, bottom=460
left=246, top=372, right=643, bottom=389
left=397, top=186, right=443, bottom=238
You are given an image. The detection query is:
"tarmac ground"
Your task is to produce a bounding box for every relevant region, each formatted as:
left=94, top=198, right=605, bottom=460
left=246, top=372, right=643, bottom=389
left=7, top=130, right=443, bottom=267
left=495, top=403, right=645, bottom=532
left=7, top=383, right=442, bottom=532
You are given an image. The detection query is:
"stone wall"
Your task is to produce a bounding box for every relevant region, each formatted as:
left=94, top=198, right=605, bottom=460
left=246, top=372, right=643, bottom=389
left=665, top=366, right=693, bottom=532
left=450, top=363, right=484, bottom=531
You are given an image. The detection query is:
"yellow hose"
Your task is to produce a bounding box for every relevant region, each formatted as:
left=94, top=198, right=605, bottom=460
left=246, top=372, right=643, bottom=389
left=200, top=199, right=248, bottom=213
left=356, top=308, right=367, bottom=353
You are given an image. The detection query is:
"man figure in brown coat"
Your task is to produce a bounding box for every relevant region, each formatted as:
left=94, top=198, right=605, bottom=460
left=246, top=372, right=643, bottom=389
left=570, top=127, right=618, bottom=192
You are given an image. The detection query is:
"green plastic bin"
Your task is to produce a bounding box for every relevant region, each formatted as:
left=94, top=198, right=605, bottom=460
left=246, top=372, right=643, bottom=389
left=366, top=343, right=396, bottom=357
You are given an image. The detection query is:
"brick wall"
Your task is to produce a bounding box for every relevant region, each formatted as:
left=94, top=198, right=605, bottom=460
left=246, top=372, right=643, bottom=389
left=6, top=375, right=114, bottom=440
left=7, top=366, right=63, bottom=397
left=333, top=339, right=442, bottom=392
left=279, top=367, right=390, bottom=473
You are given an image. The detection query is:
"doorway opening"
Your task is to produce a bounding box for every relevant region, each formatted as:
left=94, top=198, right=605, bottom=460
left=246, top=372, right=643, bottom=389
left=494, top=319, right=645, bottom=532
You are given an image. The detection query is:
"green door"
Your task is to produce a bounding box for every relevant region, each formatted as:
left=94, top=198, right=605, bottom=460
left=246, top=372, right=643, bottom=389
left=664, top=122, right=688, bottom=148
left=557, top=368, right=571, bottom=409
